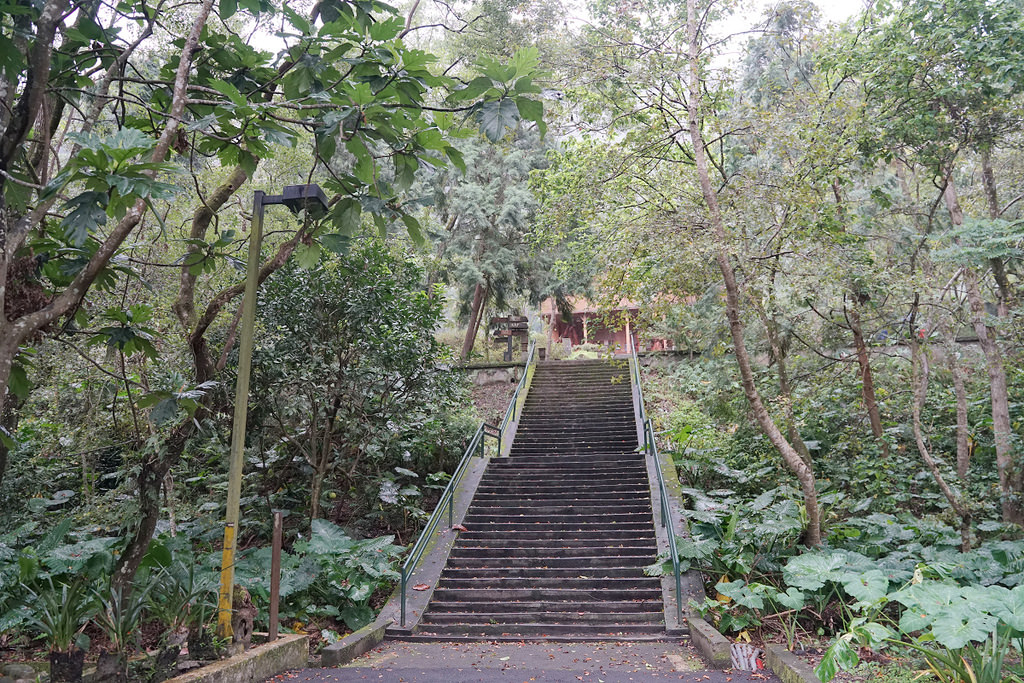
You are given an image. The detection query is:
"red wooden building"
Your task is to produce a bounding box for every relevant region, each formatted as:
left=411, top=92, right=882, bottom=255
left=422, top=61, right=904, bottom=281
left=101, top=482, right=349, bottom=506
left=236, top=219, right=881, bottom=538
left=539, top=297, right=674, bottom=352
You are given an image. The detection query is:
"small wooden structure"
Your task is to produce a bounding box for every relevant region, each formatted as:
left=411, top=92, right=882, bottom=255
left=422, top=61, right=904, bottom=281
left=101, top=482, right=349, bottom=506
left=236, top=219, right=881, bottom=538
left=490, top=315, right=529, bottom=361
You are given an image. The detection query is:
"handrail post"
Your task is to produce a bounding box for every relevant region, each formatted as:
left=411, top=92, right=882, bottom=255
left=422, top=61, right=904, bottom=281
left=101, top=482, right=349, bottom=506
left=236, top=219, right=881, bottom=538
left=400, top=571, right=407, bottom=626
left=675, top=569, right=684, bottom=623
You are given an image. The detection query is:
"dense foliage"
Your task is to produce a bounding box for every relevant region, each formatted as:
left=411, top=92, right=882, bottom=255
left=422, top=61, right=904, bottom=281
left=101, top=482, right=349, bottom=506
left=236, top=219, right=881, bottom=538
left=3, top=0, right=1024, bottom=679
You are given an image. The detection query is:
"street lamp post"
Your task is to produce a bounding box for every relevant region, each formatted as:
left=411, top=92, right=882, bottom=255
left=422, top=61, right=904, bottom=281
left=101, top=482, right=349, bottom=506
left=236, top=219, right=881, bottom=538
left=217, top=184, right=329, bottom=640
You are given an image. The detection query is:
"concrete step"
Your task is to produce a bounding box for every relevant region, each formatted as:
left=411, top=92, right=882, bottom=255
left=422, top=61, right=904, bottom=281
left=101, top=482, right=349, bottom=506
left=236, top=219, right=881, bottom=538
left=474, top=481, right=648, bottom=492
left=476, top=481, right=647, bottom=490
left=458, top=529, right=653, bottom=540
left=428, top=588, right=662, bottom=602
left=468, top=495, right=653, bottom=506
left=513, top=431, right=635, bottom=438
left=412, top=623, right=666, bottom=637
left=437, top=576, right=660, bottom=589
left=455, top=538, right=655, bottom=550
left=463, top=506, right=652, bottom=517
left=448, top=546, right=657, bottom=559
left=446, top=555, right=655, bottom=569
left=454, top=521, right=654, bottom=532
left=462, top=512, right=653, bottom=524
left=475, top=479, right=648, bottom=489
left=480, top=472, right=647, bottom=483
left=485, top=461, right=645, bottom=471
left=480, top=472, right=647, bottom=479
left=422, top=611, right=663, bottom=625
left=439, top=567, right=654, bottom=579
left=492, top=455, right=640, bottom=465
left=424, top=600, right=663, bottom=614
left=506, top=445, right=639, bottom=453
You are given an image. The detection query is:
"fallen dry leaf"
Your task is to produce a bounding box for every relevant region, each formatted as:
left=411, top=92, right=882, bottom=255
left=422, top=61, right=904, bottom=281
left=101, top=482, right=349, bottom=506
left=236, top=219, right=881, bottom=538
left=412, top=583, right=431, bottom=591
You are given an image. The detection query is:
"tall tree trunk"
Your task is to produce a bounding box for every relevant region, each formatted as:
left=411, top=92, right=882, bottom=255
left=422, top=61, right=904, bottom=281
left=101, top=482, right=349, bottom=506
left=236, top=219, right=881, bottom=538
left=846, top=298, right=889, bottom=457
left=309, top=393, right=341, bottom=524
left=908, top=308, right=971, bottom=551
left=685, top=0, right=821, bottom=546
left=461, top=282, right=486, bottom=360
left=980, top=149, right=1013, bottom=312
left=751, top=298, right=810, bottom=464
left=112, top=421, right=194, bottom=595
left=0, top=393, right=20, bottom=489
left=945, top=336, right=971, bottom=480
left=943, top=173, right=1020, bottom=524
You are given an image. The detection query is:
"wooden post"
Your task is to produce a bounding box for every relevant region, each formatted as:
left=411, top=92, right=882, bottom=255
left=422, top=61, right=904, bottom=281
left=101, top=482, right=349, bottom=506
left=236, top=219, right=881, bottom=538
left=269, top=511, right=283, bottom=641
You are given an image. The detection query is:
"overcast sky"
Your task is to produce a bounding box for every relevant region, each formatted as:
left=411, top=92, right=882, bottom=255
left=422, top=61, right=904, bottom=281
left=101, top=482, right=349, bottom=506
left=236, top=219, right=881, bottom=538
left=814, top=0, right=869, bottom=21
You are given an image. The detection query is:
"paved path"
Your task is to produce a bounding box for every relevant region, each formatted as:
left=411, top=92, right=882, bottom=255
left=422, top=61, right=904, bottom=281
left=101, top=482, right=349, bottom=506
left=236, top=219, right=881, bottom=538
left=268, top=640, right=781, bottom=683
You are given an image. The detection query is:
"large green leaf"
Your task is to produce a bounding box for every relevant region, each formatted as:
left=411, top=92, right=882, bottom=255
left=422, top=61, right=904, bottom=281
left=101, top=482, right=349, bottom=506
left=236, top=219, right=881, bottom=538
left=401, top=214, right=425, bottom=246
left=476, top=99, right=520, bottom=142
left=320, top=233, right=351, bottom=255
left=893, top=582, right=963, bottom=632
left=449, top=76, right=496, bottom=103
left=294, top=241, right=321, bottom=269
left=0, top=34, right=22, bottom=82
left=815, top=636, right=858, bottom=683
left=842, top=570, right=889, bottom=605
left=515, top=96, right=545, bottom=135
left=783, top=551, right=848, bottom=591
left=339, top=603, right=373, bottom=631
left=991, top=585, right=1024, bottom=630
left=716, top=580, right=765, bottom=609
left=308, top=519, right=354, bottom=555
left=773, top=586, right=806, bottom=610
left=61, top=192, right=109, bottom=246
left=928, top=602, right=998, bottom=649
left=279, top=555, right=318, bottom=598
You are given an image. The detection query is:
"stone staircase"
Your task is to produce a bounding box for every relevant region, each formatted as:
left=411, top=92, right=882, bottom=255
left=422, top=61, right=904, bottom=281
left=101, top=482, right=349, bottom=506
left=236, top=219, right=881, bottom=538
left=415, top=360, right=665, bottom=639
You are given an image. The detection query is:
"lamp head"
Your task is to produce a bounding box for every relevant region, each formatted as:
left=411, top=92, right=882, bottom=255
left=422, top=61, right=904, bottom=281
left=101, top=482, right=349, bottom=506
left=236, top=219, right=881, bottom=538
left=281, top=184, right=329, bottom=219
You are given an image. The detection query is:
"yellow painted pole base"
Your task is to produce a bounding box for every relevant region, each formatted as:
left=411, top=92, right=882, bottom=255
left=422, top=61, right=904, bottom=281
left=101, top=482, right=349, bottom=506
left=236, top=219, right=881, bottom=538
left=217, top=523, right=236, bottom=640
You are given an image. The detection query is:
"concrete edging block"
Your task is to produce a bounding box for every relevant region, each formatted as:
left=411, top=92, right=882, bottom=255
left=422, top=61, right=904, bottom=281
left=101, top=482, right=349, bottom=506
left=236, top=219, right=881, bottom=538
left=763, top=644, right=822, bottom=683
left=321, top=618, right=391, bottom=667
left=687, top=616, right=732, bottom=669
left=163, top=633, right=308, bottom=683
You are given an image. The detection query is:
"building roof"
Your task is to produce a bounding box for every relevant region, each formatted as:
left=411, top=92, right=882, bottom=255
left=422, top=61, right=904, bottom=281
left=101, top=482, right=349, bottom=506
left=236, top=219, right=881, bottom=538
left=540, top=297, right=642, bottom=317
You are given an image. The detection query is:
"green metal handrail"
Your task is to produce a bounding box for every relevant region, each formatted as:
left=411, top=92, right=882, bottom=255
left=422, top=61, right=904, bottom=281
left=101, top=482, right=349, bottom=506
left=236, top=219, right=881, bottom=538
left=497, top=340, right=536, bottom=445
left=629, top=341, right=684, bottom=624
left=399, top=341, right=536, bottom=627
left=400, top=421, right=499, bottom=626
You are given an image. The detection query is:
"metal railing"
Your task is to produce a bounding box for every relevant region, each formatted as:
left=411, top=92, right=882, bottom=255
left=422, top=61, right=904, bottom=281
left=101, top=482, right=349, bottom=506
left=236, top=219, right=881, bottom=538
left=628, top=337, right=684, bottom=624
left=497, top=341, right=536, bottom=449
left=398, top=340, right=537, bottom=626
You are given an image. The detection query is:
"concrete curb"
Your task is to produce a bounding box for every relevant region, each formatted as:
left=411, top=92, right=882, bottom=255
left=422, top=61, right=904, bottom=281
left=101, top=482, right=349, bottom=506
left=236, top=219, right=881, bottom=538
left=687, top=616, right=732, bottom=669
left=763, top=644, right=821, bottom=683
left=321, top=618, right=391, bottom=667
left=163, top=633, right=308, bottom=683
